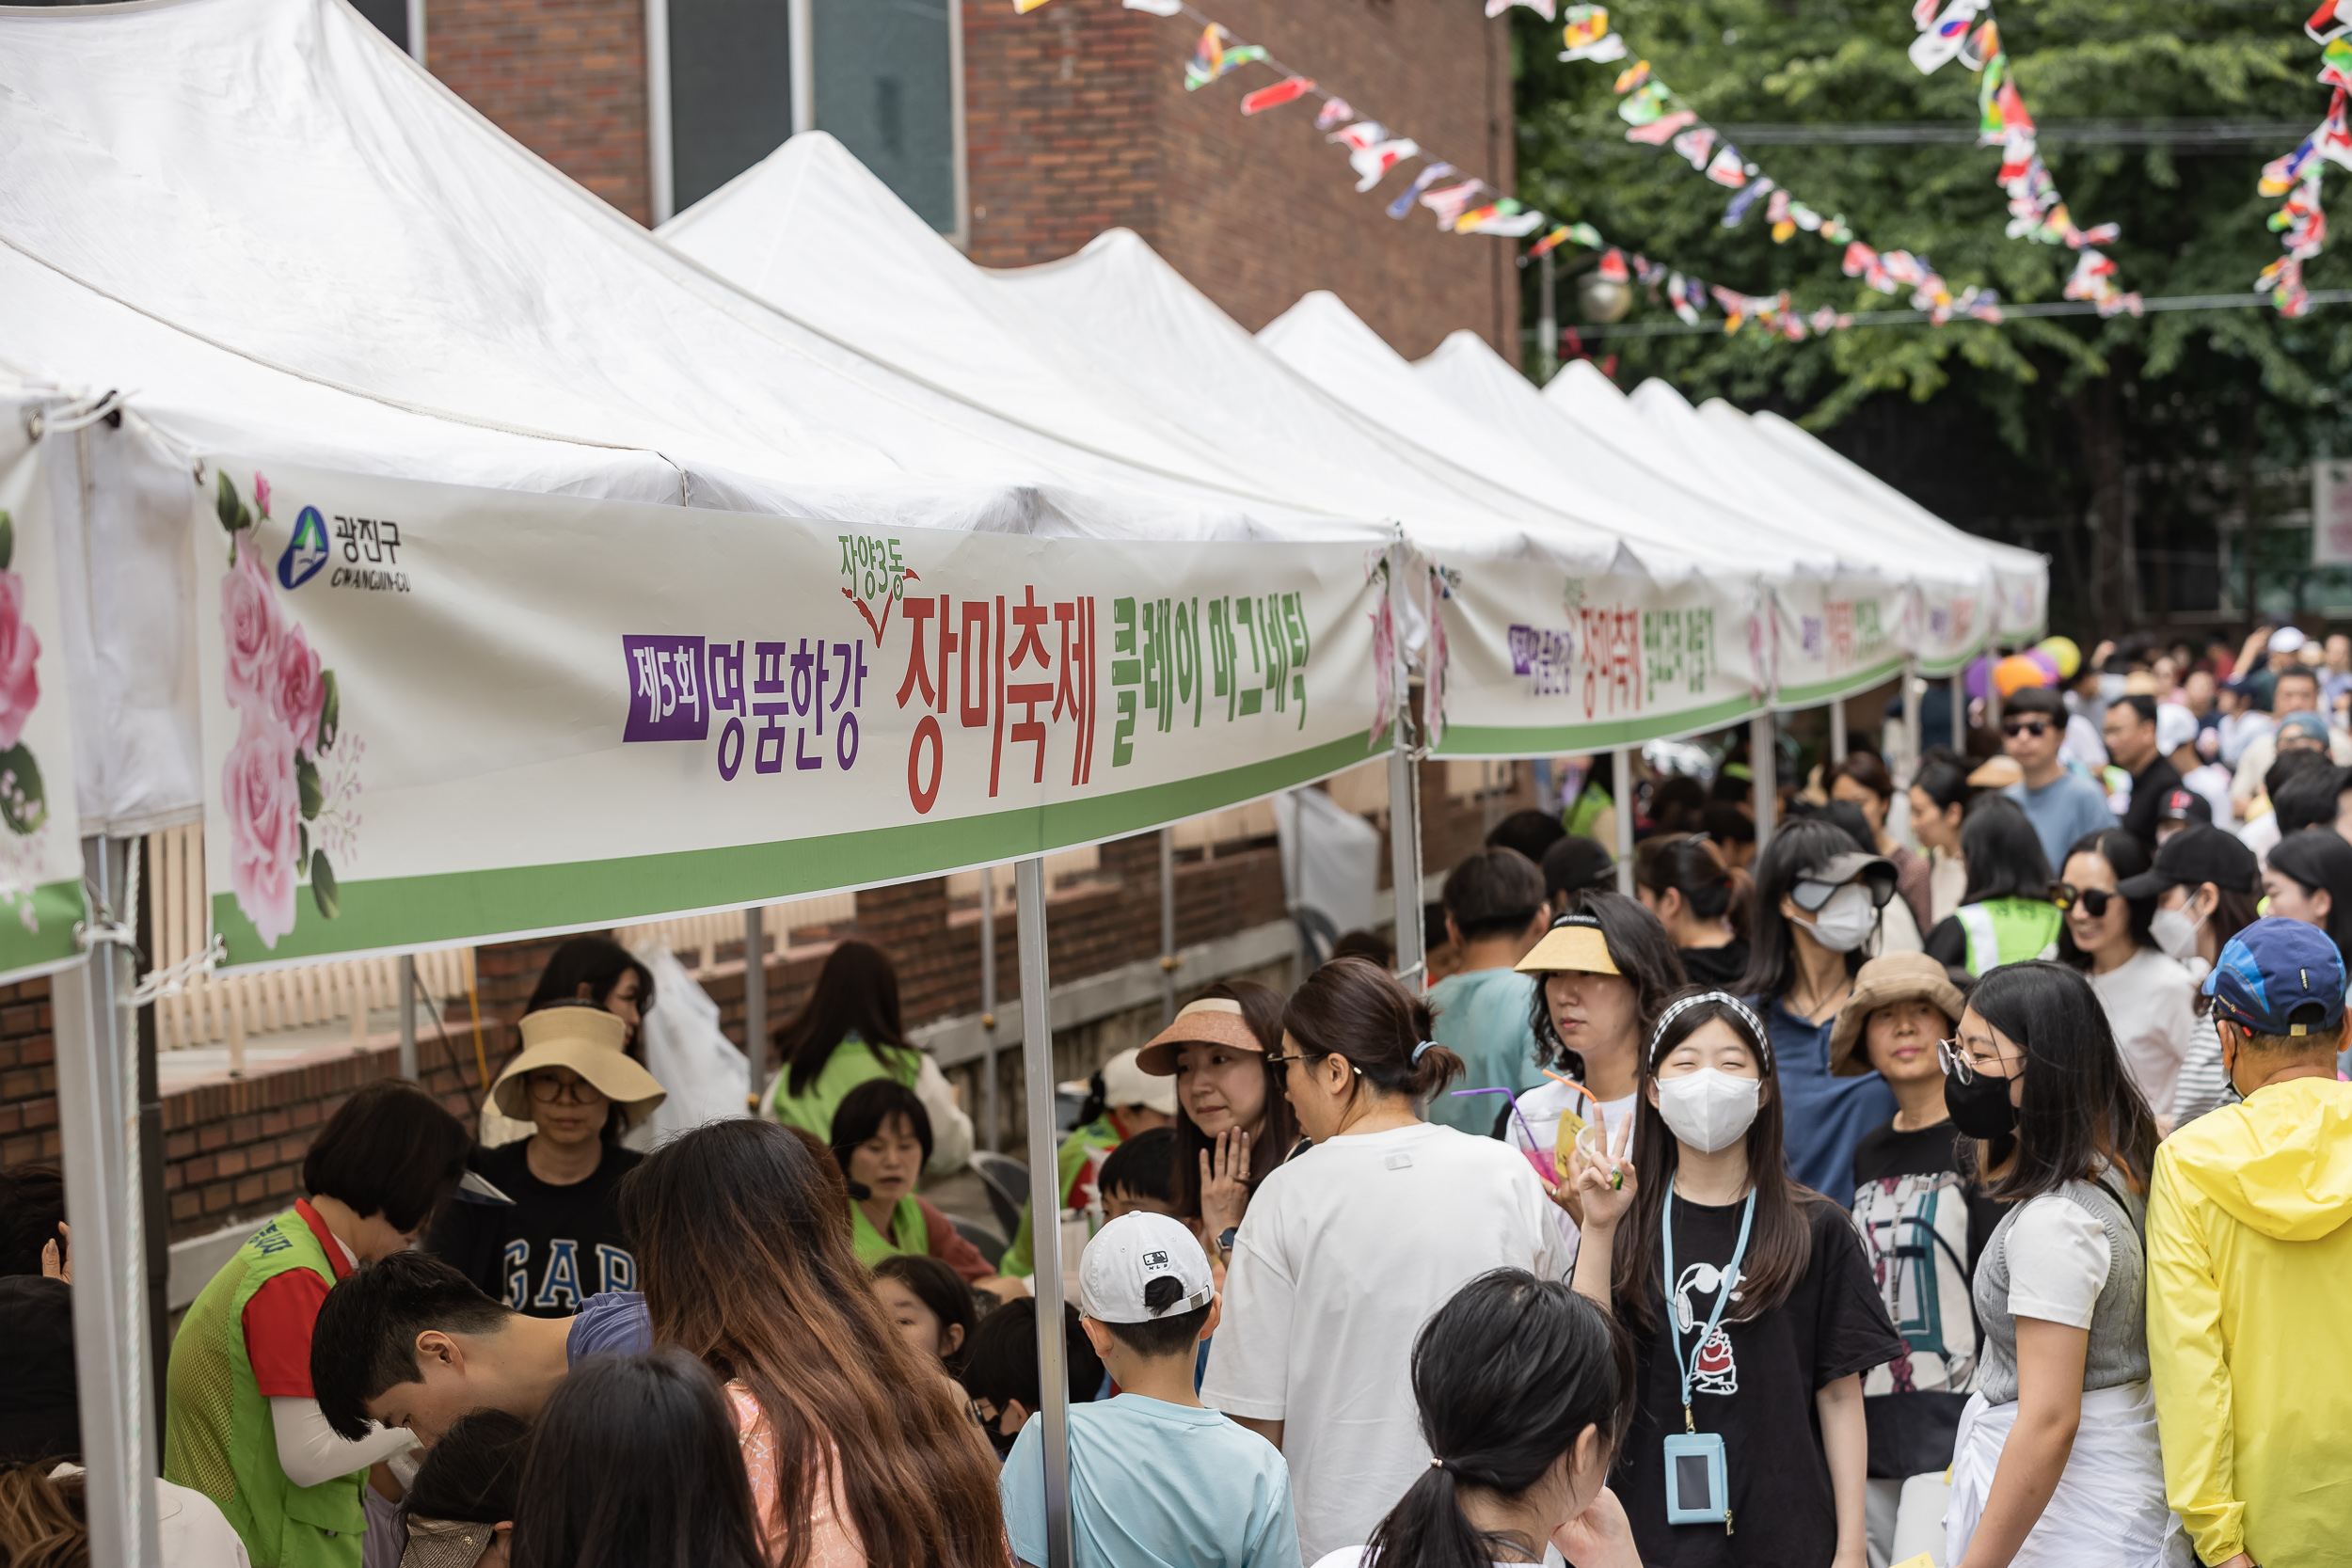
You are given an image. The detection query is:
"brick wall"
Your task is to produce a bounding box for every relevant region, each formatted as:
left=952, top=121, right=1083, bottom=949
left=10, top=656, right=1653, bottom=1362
left=0, top=980, right=56, bottom=1168
left=961, top=0, right=1519, bottom=358
left=428, top=0, right=652, bottom=224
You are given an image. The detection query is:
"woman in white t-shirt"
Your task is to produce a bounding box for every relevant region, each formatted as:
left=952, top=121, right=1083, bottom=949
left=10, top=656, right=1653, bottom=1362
left=1307, top=1270, right=1641, bottom=1568
left=1202, top=958, right=1569, bottom=1564
left=1937, top=962, right=2186, bottom=1568
left=2056, top=829, right=2196, bottom=1117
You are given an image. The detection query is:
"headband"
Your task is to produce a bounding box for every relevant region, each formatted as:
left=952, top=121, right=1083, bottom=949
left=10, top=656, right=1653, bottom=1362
left=1646, top=990, right=1772, bottom=1074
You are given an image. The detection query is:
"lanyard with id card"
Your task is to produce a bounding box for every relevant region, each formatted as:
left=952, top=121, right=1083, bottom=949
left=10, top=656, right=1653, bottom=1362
left=1661, top=1188, right=1754, bottom=1533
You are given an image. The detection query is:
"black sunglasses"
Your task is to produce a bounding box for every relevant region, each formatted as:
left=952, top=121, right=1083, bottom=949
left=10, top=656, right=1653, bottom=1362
left=2056, top=884, right=2118, bottom=918
left=2001, top=719, right=2052, bottom=739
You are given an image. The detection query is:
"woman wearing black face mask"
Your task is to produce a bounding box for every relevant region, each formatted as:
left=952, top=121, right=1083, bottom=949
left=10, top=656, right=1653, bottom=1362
left=1935, top=962, right=2178, bottom=1568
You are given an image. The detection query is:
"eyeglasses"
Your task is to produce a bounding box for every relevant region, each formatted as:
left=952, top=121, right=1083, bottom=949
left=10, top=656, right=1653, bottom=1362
left=2002, top=720, right=2052, bottom=739
left=2056, top=884, right=2116, bottom=918
left=524, top=1070, right=605, bottom=1105
left=1263, top=1053, right=1313, bottom=1070
left=1935, top=1037, right=2016, bottom=1085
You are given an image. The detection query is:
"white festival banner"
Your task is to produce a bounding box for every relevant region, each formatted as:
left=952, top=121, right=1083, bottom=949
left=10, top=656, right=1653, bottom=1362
left=194, top=459, right=1385, bottom=968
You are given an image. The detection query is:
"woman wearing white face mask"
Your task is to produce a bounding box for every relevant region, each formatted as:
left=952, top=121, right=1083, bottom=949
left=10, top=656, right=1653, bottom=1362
left=1922, top=798, right=2064, bottom=978
left=1569, top=990, right=1902, bottom=1568
left=2113, top=827, right=2265, bottom=1128
left=1737, top=819, right=1903, bottom=1201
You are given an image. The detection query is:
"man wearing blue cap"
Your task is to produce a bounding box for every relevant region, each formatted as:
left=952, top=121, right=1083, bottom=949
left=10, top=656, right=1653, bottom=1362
left=2146, top=917, right=2352, bottom=1568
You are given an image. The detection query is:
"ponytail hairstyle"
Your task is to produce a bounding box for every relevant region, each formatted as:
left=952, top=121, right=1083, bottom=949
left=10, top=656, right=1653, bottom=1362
left=1359, top=1271, right=1633, bottom=1568
left=1632, top=833, right=1751, bottom=938
left=1912, top=747, right=1974, bottom=816
left=1281, top=957, right=1459, bottom=1106
left=1611, top=990, right=1819, bottom=1332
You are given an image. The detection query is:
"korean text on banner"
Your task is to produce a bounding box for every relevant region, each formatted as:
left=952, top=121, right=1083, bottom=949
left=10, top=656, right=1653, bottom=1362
left=1772, top=579, right=1910, bottom=706
left=0, top=413, right=89, bottom=982
left=1432, top=561, right=1764, bottom=757
left=193, top=460, right=1383, bottom=967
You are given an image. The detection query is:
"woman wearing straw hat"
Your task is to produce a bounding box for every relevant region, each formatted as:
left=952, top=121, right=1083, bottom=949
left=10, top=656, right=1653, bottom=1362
left=429, top=1005, right=666, bottom=1318
left=1137, top=979, right=1301, bottom=1271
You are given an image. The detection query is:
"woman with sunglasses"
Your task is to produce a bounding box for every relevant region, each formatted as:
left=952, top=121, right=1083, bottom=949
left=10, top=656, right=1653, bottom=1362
left=2056, top=830, right=2197, bottom=1116
left=1934, top=962, right=2182, bottom=1568
left=1923, top=799, right=2062, bottom=978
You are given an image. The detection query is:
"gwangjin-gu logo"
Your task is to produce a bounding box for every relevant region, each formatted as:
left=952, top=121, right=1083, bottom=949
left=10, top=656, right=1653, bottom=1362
left=278, top=506, right=329, bottom=590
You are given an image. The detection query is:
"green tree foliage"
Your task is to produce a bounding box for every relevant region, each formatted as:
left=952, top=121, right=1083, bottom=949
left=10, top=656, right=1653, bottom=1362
left=1512, top=0, right=2352, bottom=632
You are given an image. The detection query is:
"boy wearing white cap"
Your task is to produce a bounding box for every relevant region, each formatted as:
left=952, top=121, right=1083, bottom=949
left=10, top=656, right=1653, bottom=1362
left=999, top=1212, right=1300, bottom=1568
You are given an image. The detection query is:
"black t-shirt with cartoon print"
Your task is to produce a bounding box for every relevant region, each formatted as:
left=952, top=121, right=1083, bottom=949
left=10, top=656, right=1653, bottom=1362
left=1613, top=1194, right=1903, bottom=1567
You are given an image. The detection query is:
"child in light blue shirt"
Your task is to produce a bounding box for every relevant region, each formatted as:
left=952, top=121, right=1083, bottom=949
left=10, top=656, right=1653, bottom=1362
left=1000, top=1212, right=1300, bottom=1568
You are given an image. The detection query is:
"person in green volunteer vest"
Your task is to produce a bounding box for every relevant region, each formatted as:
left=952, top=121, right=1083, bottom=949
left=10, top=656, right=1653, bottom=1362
left=1923, top=796, right=2064, bottom=976
left=766, top=940, right=973, bottom=1176
left=997, top=1047, right=1176, bottom=1279
left=826, top=1078, right=1024, bottom=1302
left=165, top=1079, right=470, bottom=1568
left=1561, top=752, right=1619, bottom=847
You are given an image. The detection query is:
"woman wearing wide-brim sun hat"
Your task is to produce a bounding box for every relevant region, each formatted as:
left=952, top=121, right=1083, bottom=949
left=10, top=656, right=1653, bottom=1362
left=429, top=1005, right=668, bottom=1316
left=1136, top=982, right=1299, bottom=1264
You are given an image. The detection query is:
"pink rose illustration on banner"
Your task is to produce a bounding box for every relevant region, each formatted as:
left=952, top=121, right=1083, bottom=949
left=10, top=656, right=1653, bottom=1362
left=222, top=709, right=299, bottom=948
left=213, top=468, right=357, bottom=944
left=0, top=569, right=42, bottom=753
left=221, top=547, right=281, bottom=715
left=268, top=621, right=326, bottom=752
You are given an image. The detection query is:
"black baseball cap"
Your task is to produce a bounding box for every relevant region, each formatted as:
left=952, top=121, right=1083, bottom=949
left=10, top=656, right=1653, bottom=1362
left=2154, top=788, right=2212, bottom=827
left=2116, top=823, right=2260, bottom=899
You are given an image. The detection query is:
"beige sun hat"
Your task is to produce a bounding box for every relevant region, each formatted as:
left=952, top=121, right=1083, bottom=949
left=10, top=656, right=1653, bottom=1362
left=1136, top=997, right=1269, bottom=1076
left=489, top=1006, right=667, bottom=1125
left=1828, top=952, right=1967, bottom=1077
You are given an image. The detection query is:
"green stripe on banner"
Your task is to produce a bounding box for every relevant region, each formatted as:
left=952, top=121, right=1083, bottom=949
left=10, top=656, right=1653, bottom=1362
left=0, top=879, right=91, bottom=985
left=1773, top=654, right=1913, bottom=708
left=1433, top=692, right=1762, bottom=758
left=210, top=733, right=1383, bottom=967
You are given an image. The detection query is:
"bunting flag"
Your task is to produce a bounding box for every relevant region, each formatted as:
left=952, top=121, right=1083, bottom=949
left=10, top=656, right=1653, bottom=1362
left=1387, top=162, right=1458, bottom=219
left=1558, top=6, right=1626, bottom=62
left=1184, top=25, right=1269, bottom=89
left=1596, top=247, right=1630, bottom=281
left=1326, top=120, right=1389, bottom=152
left=1351, top=138, right=1421, bottom=193
left=1704, top=145, right=1749, bottom=186
left=1722, top=176, right=1772, bottom=224
left=2312, top=0, right=2349, bottom=42
left=1909, top=0, right=1983, bottom=72
left=1672, top=124, right=1718, bottom=168
left=1613, top=59, right=1651, bottom=92
left=1421, top=180, right=1490, bottom=230
left=1768, top=187, right=1795, bottom=242
left=1625, top=109, right=1696, bottom=145
left=1466, top=202, right=1548, bottom=238
left=1240, top=76, right=1314, bottom=115
left=1489, top=0, right=1557, bottom=17
left=1313, top=99, right=1355, bottom=131
left=1527, top=225, right=1575, bottom=258
left=1667, top=273, right=1703, bottom=325
left=1121, top=0, right=1183, bottom=11
left=2256, top=13, right=2349, bottom=309
left=1619, top=82, right=1672, bottom=125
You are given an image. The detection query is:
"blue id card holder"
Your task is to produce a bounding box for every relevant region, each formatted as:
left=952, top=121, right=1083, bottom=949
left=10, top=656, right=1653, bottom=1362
left=1661, top=1431, right=1729, bottom=1525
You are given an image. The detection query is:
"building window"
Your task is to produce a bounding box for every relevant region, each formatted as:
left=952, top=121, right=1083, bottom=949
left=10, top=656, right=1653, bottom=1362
left=648, top=0, right=962, bottom=239
left=351, top=0, right=425, bottom=63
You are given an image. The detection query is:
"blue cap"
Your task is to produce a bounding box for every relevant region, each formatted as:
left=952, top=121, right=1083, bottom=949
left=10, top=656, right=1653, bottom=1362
left=2201, top=917, right=2347, bottom=1037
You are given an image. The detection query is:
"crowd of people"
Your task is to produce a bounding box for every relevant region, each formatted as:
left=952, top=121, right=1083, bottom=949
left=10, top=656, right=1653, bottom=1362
left=2, top=624, right=2348, bottom=1568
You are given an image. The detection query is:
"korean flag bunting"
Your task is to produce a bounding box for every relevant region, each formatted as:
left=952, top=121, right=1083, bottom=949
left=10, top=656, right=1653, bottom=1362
left=1909, top=0, right=1983, bottom=73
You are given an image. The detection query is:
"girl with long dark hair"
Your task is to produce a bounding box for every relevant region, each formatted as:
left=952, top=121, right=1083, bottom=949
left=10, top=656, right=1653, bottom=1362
left=1570, top=990, right=1899, bottom=1568
left=614, top=1120, right=1005, bottom=1568
left=508, top=1350, right=768, bottom=1568
left=1923, top=798, right=2061, bottom=977
left=1632, top=835, right=1749, bottom=986
left=1826, top=752, right=1935, bottom=935
left=1934, top=962, right=2179, bottom=1568
left=2262, top=827, right=2352, bottom=965
left=1908, top=749, right=1977, bottom=927
left=1202, top=958, right=1566, bottom=1562
left=1315, top=1270, right=1642, bottom=1568
left=765, top=941, right=972, bottom=1179
left=1138, top=978, right=1301, bottom=1269
left=2055, top=829, right=2197, bottom=1117
left=1738, top=818, right=1902, bottom=1200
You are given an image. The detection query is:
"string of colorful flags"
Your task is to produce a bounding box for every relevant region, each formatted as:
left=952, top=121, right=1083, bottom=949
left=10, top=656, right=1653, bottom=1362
left=1905, top=0, right=2138, bottom=318
left=2253, top=3, right=2352, bottom=317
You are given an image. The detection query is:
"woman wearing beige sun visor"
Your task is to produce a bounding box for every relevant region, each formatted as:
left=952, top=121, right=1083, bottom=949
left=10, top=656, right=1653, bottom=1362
left=1137, top=979, right=1302, bottom=1267
left=428, top=1005, right=667, bottom=1317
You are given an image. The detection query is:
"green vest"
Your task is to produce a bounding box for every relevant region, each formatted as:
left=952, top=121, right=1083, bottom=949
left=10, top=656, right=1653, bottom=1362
left=770, top=1035, right=921, bottom=1144
left=164, top=1206, right=366, bottom=1568
left=998, top=1116, right=1121, bottom=1279
left=850, top=1195, right=928, bottom=1265
left=1952, top=897, right=2065, bottom=976
left=1563, top=783, right=1614, bottom=843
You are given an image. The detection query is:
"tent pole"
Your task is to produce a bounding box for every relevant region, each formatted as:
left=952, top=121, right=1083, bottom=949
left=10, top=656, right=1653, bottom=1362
left=1829, top=699, right=1848, bottom=764
left=742, top=906, right=766, bottom=1081
left=1903, top=658, right=1923, bottom=777
left=1014, top=857, right=1072, bottom=1568
left=1985, top=645, right=2007, bottom=736
left=1612, top=745, right=1635, bottom=895
left=398, top=954, right=419, bottom=1081
left=1158, top=827, right=1178, bottom=1024
left=1752, top=713, right=1778, bottom=847
left=979, top=864, right=998, bottom=1153
left=1950, top=672, right=1965, bottom=750
left=54, top=835, right=162, bottom=1568
left=1387, top=728, right=1425, bottom=988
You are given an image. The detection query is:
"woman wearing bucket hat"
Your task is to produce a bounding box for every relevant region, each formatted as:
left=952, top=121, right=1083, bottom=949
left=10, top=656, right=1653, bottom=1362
left=1833, top=953, right=2003, bottom=1567
left=1138, top=980, right=1300, bottom=1268
left=429, top=1005, right=666, bottom=1318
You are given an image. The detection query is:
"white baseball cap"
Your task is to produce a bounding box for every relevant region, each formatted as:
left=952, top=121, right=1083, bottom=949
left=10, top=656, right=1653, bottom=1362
left=2155, top=702, right=2200, bottom=755
left=2271, top=626, right=2310, bottom=655
left=1076, top=1212, right=1214, bottom=1324
left=1098, top=1047, right=1178, bottom=1118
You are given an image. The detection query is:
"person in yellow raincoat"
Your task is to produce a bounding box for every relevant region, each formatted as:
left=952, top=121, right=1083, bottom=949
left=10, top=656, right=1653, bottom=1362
left=2147, top=917, right=2352, bottom=1568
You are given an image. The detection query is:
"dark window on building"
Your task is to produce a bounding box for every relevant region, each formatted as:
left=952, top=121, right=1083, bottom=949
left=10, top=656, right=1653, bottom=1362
left=669, top=0, right=794, bottom=213
left=813, top=0, right=956, bottom=232
left=349, top=0, right=408, bottom=54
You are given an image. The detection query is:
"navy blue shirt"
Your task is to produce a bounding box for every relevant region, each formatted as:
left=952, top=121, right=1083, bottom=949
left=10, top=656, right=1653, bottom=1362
left=1761, top=996, right=1897, bottom=1206
left=565, top=1290, right=651, bottom=1365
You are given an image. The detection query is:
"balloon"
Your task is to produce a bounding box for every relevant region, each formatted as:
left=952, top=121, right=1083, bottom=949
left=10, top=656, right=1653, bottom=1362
left=1994, top=654, right=2047, bottom=697
left=2024, top=648, right=2060, bottom=683
left=2037, top=636, right=2081, bottom=680
left=1964, top=654, right=1994, bottom=701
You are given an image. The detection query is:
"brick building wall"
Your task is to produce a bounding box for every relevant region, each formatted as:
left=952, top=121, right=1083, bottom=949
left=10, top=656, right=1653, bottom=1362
left=0, top=980, right=56, bottom=1169
left=428, top=0, right=653, bottom=224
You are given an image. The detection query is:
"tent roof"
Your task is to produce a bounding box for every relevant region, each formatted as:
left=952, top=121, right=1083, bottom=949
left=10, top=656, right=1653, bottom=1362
left=0, top=0, right=1376, bottom=544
